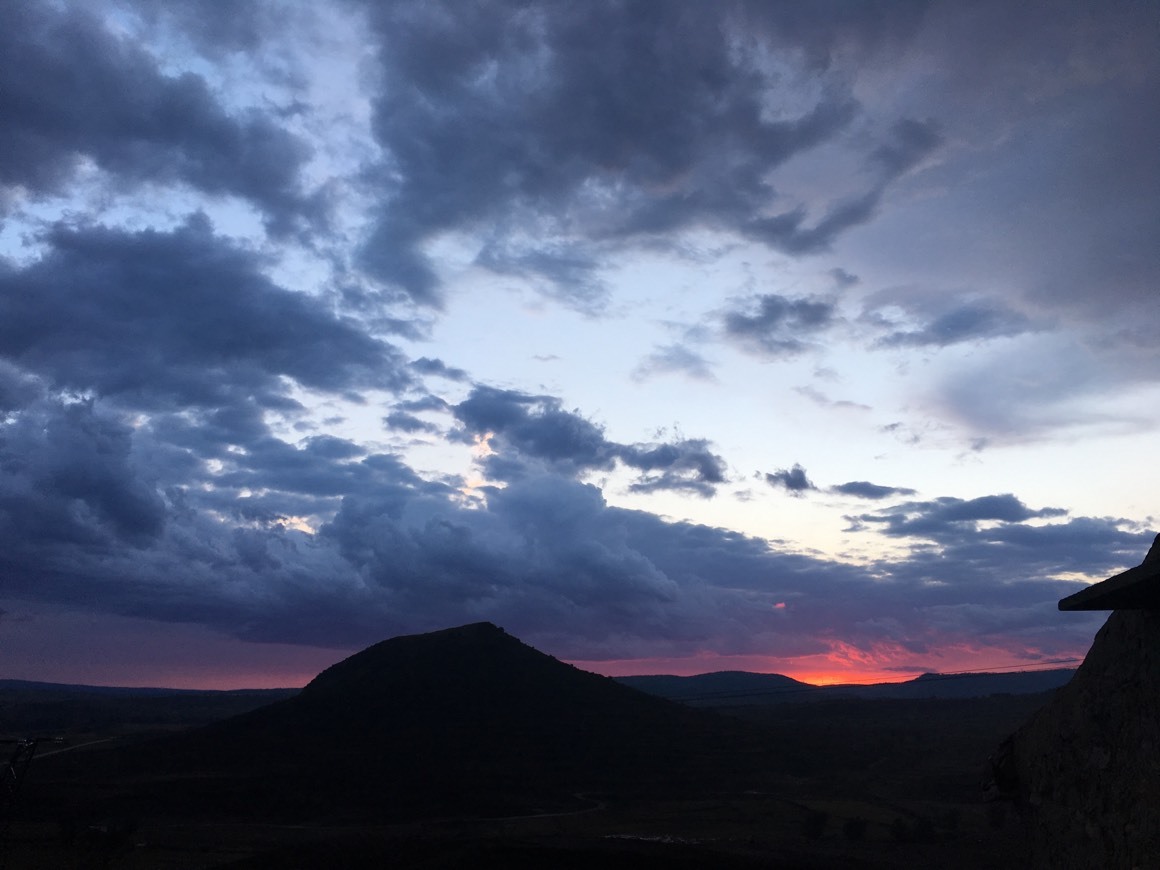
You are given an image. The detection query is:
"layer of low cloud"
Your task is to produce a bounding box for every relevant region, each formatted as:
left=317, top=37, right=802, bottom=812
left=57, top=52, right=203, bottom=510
left=849, top=494, right=1069, bottom=539
left=451, top=386, right=728, bottom=497
left=0, top=391, right=1140, bottom=664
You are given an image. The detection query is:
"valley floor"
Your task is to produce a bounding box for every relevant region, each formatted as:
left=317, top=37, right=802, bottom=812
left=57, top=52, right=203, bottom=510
left=2, top=690, right=1048, bottom=868
left=3, top=789, right=1032, bottom=869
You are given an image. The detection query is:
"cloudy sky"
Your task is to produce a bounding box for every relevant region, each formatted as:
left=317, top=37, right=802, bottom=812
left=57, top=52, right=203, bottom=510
left=2, top=0, right=1157, bottom=688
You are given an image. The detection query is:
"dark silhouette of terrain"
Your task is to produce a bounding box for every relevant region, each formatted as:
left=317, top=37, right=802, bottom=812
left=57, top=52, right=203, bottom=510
left=617, top=670, right=810, bottom=704
left=619, top=668, right=1075, bottom=707
left=29, top=623, right=751, bottom=823
left=0, top=681, right=296, bottom=737
left=1006, top=555, right=1160, bottom=865
left=0, top=680, right=292, bottom=698
left=11, top=623, right=1062, bottom=868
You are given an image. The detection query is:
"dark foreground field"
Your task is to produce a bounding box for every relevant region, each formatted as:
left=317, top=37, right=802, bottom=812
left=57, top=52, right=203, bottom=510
left=2, top=627, right=1046, bottom=868
left=4, top=695, right=1044, bottom=869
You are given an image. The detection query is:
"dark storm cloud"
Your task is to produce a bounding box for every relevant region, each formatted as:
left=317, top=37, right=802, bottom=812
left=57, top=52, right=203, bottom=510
left=149, top=402, right=278, bottom=461
left=128, top=0, right=275, bottom=57
left=724, top=294, right=837, bottom=356
left=265, top=474, right=1134, bottom=659
left=409, top=357, right=468, bottom=382
left=869, top=1, right=1160, bottom=345
left=0, top=216, right=409, bottom=410
left=474, top=241, right=607, bottom=311
left=859, top=512, right=1152, bottom=605
left=874, top=302, right=1036, bottom=348
left=620, top=440, right=728, bottom=497
left=0, top=399, right=165, bottom=551
left=765, top=463, right=817, bottom=495
left=320, top=476, right=682, bottom=645
left=832, top=481, right=917, bottom=500
left=746, top=187, right=882, bottom=257
left=0, top=2, right=317, bottom=231
left=871, top=118, right=943, bottom=178
left=0, top=384, right=1135, bottom=662
left=451, top=386, right=727, bottom=496
left=297, top=435, right=366, bottom=462
left=353, top=0, right=932, bottom=304
left=213, top=436, right=382, bottom=499
left=384, top=411, right=441, bottom=435
left=133, top=414, right=394, bottom=530
left=451, top=388, right=603, bottom=462
left=743, top=116, right=942, bottom=256
left=396, top=395, right=452, bottom=413
left=851, top=494, right=1068, bottom=540
left=0, top=402, right=460, bottom=634
left=0, top=361, right=43, bottom=411
left=316, top=472, right=877, bottom=657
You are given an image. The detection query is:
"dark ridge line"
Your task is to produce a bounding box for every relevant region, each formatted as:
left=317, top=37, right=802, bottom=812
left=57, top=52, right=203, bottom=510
left=627, top=661, right=1081, bottom=704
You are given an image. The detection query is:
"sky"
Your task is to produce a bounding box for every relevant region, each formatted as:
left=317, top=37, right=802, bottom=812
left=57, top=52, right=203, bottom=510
left=1, top=0, right=1157, bottom=689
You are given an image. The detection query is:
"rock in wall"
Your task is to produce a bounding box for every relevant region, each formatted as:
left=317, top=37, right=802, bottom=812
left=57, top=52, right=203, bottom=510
left=1008, top=608, right=1160, bottom=868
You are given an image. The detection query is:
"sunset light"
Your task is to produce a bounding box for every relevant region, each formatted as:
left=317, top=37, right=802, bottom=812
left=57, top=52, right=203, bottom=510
left=0, top=0, right=1154, bottom=691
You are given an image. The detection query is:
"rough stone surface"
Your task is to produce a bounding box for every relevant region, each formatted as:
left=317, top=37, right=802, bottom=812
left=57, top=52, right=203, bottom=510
left=1009, top=608, right=1160, bottom=868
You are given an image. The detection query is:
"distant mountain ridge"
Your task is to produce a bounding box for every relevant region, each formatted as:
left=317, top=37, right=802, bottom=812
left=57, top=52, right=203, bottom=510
left=617, top=670, right=810, bottom=703
left=0, top=681, right=298, bottom=738
left=618, top=668, right=1075, bottom=706
left=0, top=678, right=297, bottom=698
left=2, top=655, right=1074, bottom=704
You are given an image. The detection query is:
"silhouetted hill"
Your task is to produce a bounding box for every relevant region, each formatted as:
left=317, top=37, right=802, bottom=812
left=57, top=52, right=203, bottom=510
left=618, top=671, right=810, bottom=705
left=287, top=622, right=722, bottom=741
left=36, top=623, right=748, bottom=823
left=887, top=669, right=1074, bottom=698
left=19, top=627, right=1065, bottom=868
left=618, top=668, right=1074, bottom=707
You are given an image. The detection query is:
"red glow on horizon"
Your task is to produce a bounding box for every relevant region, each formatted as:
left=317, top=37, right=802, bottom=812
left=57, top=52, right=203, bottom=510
left=5, top=600, right=1094, bottom=691
left=0, top=601, right=351, bottom=691
left=570, top=637, right=1092, bottom=686
left=6, top=659, right=339, bottom=692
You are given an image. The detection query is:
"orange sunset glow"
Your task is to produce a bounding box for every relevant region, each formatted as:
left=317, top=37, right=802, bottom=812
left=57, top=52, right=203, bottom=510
left=573, top=638, right=1090, bottom=687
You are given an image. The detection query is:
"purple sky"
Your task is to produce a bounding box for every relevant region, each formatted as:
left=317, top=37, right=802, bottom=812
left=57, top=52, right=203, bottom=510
left=1, top=0, right=1156, bottom=687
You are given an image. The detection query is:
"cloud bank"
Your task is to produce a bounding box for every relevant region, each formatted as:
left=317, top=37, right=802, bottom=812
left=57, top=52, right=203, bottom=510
left=0, top=0, right=1155, bottom=682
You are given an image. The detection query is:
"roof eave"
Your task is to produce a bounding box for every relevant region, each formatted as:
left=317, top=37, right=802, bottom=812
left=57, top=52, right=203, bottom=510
left=1058, top=562, right=1160, bottom=611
